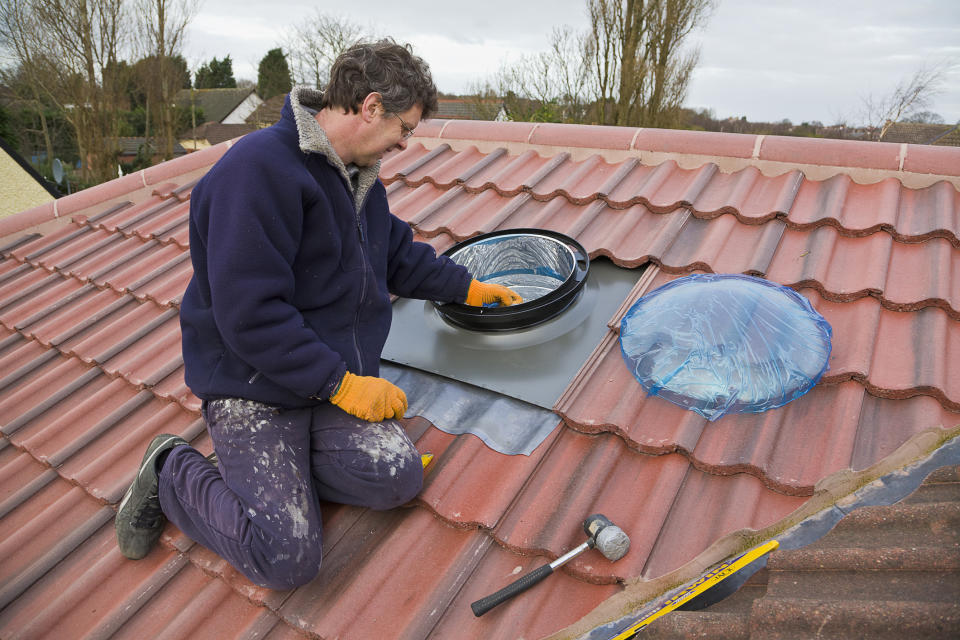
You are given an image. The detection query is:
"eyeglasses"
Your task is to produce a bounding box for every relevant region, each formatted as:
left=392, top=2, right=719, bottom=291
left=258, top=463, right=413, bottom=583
left=389, top=111, right=416, bottom=140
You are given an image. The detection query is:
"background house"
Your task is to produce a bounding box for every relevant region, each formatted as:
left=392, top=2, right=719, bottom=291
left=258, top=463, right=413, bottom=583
left=245, top=94, right=286, bottom=129
left=435, top=97, right=508, bottom=121
left=114, top=137, right=188, bottom=166
left=0, top=136, right=59, bottom=218
left=175, top=87, right=264, bottom=126
left=179, top=122, right=256, bottom=152
left=880, top=121, right=960, bottom=147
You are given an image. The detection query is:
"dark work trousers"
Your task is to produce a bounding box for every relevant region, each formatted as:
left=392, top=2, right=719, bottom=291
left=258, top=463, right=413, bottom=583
left=157, top=398, right=423, bottom=590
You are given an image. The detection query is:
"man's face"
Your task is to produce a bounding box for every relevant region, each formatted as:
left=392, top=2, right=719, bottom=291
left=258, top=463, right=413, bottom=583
left=354, top=102, right=423, bottom=167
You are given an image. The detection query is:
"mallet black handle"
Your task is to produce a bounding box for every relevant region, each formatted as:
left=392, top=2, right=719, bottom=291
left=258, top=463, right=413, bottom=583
left=471, top=564, right=553, bottom=616
left=471, top=540, right=592, bottom=616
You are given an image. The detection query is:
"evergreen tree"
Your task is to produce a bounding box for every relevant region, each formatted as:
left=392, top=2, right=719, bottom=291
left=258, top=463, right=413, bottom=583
left=171, top=55, right=193, bottom=90
left=0, top=103, right=16, bottom=151
left=257, top=48, right=293, bottom=99
left=195, top=55, right=237, bottom=89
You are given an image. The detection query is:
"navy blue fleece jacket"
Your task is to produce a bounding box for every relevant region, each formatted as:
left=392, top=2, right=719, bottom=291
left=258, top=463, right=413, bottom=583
left=180, top=95, right=471, bottom=408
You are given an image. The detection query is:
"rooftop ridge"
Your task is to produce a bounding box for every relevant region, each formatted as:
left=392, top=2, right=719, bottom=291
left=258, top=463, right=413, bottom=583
left=383, top=143, right=960, bottom=246
left=411, top=120, right=960, bottom=189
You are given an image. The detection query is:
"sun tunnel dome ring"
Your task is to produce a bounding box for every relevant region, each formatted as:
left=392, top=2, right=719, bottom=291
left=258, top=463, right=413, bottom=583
left=434, top=229, right=590, bottom=331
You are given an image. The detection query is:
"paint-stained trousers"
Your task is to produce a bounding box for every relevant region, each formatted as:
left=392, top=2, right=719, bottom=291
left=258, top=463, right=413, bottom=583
left=157, top=398, right=423, bottom=590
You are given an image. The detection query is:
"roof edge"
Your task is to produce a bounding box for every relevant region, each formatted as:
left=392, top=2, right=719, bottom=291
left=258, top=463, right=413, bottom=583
left=414, top=120, right=960, bottom=189
left=0, top=140, right=234, bottom=239
left=546, top=423, right=960, bottom=640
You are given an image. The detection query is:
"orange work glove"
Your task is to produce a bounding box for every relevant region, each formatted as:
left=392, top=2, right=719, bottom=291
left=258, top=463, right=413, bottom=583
left=330, top=372, right=408, bottom=422
left=465, top=279, right=523, bottom=307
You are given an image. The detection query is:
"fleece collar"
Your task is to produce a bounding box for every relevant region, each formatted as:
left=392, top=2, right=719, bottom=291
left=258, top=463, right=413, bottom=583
left=289, top=85, right=380, bottom=211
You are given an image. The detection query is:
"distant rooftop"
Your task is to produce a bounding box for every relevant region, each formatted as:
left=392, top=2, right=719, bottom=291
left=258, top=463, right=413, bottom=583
left=174, top=88, right=260, bottom=124
left=880, top=122, right=960, bottom=147
left=245, top=94, right=286, bottom=128
left=435, top=98, right=506, bottom=121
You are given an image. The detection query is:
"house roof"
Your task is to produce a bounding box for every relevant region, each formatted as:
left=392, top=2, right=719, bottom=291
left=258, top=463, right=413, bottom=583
left=174, top=88, right=258, bottom=124
left=435, top=98, right=504, bottom=120
left=880, top=122, right=960, bottom=147
left=246, top=94, right=286, bottom=128
left=180, top=122, right=257, bottom=146
left=114, top=137, right=188, bottom=157
left=0, top=120, right=959, bottom=639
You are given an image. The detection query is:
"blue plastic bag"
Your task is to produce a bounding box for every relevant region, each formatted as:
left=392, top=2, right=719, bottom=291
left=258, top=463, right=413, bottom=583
left=619, top=274, right=832, bottom=420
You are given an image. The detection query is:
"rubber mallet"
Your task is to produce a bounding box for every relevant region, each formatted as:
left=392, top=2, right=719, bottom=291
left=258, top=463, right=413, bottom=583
left=471, top=513, right=630, bottom=616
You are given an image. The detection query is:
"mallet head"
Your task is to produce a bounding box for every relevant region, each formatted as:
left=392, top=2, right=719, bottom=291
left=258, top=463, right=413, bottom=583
left=583, top=513, right=630, bottom=561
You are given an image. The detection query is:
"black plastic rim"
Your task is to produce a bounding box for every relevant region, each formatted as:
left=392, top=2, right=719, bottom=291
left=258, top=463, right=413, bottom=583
left=434, top=229, right=590, bottom=331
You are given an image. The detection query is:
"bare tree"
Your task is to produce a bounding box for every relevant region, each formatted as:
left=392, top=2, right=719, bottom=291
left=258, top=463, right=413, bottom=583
left=478, top=0, right=712, bottom=127
left=586, top=0, right=620, bottom=124
left=2, top=0, right=130, bottom=182
left=285, top=11, right=366, bottom=88
left=133, top=0, right=198, bottom=159
left=862, top=60, right=956, bottom=140
left=548, top=26, right=591, bottom=122
left=588, top=0, right=712, bottom=127
left=489, top=25, right=591, bottom=123
left=0, top=0, right=55, bottom=162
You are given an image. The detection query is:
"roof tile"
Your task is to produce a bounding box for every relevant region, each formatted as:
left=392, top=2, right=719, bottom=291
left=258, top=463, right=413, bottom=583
left=437, top=120, right=538, bottom=144
left=0, top=521, right=187, bottom=637
left=530, top=121, right=638, bottom=150
left=634, top=128, right=757, bottom=158
left=416, top=418, right=563, bottom=529
left=904, top=143, right=960, bottom=176
left=389, top=143, right=960, bottom=243
left=758, top=136, right=903, bottom=172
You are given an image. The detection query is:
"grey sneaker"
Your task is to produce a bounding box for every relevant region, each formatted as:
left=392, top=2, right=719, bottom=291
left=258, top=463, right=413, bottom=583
left=115, top=433, right=189, bottom=560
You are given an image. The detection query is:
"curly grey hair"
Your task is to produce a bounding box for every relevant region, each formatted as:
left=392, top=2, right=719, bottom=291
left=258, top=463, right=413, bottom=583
left=321, top=39, right=439, bottom=120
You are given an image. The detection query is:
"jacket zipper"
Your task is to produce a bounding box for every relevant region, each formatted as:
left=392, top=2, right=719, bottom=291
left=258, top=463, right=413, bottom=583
left=351, top=183, right=373, bottom=374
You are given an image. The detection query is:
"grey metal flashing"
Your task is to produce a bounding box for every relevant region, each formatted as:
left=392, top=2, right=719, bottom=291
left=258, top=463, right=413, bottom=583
left=383, top=259, right=646, bottom=410
left=381, top=361, right=559, bottom=456
left=774, top=433, right=960, bottom=552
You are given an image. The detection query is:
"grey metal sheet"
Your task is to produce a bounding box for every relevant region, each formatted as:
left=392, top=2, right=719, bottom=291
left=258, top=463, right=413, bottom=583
left=381, top=362, right=559, bottom=456
left=382, top=259, right=646, bottom=409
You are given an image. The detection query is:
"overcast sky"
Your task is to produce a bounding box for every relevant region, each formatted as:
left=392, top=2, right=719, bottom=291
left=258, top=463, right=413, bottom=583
left=183, top=0, right=960, bottom=126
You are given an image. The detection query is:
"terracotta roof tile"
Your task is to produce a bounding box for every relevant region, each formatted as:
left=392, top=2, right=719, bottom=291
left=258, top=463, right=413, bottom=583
left=634, top=128, right=757, bottom=158
left=902, top=143, right=960, bottom=175
left=0, top=121, right=959, bottom=638
left=386, top=143, right=960, bottom=242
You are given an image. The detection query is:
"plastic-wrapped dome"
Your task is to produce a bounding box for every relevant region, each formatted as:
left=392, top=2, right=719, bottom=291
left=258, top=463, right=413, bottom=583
left=619, top=274, right=832, bottom=421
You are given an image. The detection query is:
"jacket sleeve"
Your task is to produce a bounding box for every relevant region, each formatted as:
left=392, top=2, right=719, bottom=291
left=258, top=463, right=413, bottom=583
left=199, top=151, right=345, bottom=399
left=385, top=212, right=472, bottom=302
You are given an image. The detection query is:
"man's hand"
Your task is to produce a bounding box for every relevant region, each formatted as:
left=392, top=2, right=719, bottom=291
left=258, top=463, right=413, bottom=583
left=465, top=279, right=523, bottom=307
left=330, top=372, right=408, bottom=422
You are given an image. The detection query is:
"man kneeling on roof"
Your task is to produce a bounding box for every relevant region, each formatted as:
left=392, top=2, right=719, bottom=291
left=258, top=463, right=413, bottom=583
left=114, top=39, right=522, bottom=589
